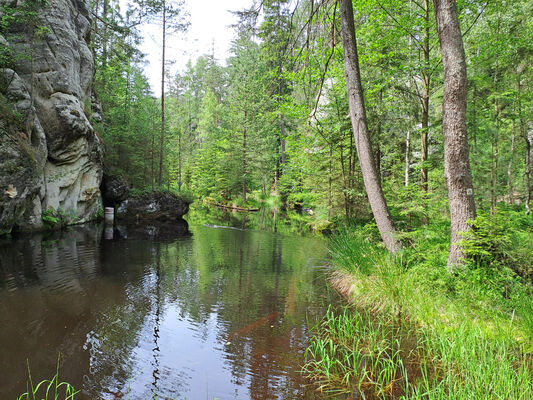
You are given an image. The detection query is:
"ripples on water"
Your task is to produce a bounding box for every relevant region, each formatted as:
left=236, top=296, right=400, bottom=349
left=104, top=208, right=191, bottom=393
left=0, top=217, right=335, bottom=399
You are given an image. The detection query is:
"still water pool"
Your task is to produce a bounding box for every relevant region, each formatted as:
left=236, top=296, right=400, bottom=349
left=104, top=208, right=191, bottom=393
left=0, top=217, right=336, bottom=399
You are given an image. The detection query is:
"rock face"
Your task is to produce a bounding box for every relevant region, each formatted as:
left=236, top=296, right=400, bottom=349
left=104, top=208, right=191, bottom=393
left=0, top=0, right=103, bottom=235
left=117, top=192, right=191, bottom=221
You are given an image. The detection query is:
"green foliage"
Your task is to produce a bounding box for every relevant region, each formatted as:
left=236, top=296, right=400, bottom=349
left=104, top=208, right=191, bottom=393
left=461, top=208, right=533, bottom=280
left=0, top=0, right=49, bottom=67
left=94, top=207, right=104, bottom=220
left=0, top=93, right=25, bottom=129
left=17, top=356, right=79, bottom=400
left=41, top=208, right=71, bottom=230
left=129, top=186, right=195, bottom=204
left=41, top=208, right=59, bottom=228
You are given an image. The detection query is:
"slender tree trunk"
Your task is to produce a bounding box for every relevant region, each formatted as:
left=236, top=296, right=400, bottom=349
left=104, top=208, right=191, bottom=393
left=242, top=110, right=248, bottom=202
left=339, top=141, right=350, bottom=218
left=420, top=0, right=431, bottom=191
left=526, top=129, right=533, bottom=215
left=158, top=3, right=166, bottom=187
left=526, top=126, right=532, bottom=215
left=433, top=0, right=476, bottom=268
left=517, top=76, right=530, bottom=215
left=277, top=4, right=286, bottom=180
left=405, top=130, right=411, bottom=187
left=340, top=0, right=401, bottom=253
left=151, top=112, right=156, bottom=191
left=490, top=132, right=496, bottom=212
left=178, top=127, right=182, bottom=189
left=101, top=0, right=109, bottom=88
left=491, top=82, right=500, bottom=214
left=279, top=79, right=286, bottom=177
left=328, top=142, right=333, bottom=219
left=507, top=130, right=515, bottom=205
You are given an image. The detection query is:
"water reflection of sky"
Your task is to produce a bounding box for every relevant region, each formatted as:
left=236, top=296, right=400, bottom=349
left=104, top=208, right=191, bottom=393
left=0, top=220, right=334, bottom=399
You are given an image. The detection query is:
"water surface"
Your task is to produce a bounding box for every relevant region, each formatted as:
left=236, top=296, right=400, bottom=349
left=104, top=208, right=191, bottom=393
left=0, top=217, right=335, bottom=399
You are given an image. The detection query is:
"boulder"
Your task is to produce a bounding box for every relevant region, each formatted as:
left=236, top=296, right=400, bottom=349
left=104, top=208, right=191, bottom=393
left=117, top=192, right=191, bottom=221
left=101, top=175, right=130, bottom=206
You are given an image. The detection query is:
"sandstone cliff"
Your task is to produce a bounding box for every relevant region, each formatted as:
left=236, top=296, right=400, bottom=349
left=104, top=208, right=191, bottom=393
left=0, top=0, right=103, bottom=235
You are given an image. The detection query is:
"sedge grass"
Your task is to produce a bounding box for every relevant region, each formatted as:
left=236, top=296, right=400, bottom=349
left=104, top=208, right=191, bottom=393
left=17, top=355, right=79, bottom=400
left=305, top=227, right=533, bottom=399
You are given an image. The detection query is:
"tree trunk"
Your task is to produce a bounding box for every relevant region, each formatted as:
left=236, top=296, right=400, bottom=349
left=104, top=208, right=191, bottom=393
left=507, top=130, right=515, bottom=205
left=433, top=0, right=476, bottom=268
left=101, top=0, right=109, bottom=88
left=151, top=103, right=156, bottom=190
left=242, top=110, right=248, bottom=202
left=339, top=0, right=401, bottom=254
left=158, top=2, right=166, bottom=187
left=526, top=126, right=532, bottom=215
left=328, top=142, right=333, bottom=219
left=405, top=130, right=410, bottom=187
left=420, top=0, right=431, bottom=192
left=517, top=76, right=530, bottom=215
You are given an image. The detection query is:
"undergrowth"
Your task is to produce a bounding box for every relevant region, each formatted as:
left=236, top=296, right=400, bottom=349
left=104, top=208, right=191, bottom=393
left=305, top=207, right=533, bottom=399
left=129, top=186, right=195, bottom=204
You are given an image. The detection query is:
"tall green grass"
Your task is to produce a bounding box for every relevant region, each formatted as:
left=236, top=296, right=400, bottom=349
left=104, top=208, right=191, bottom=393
left=304, top=306, right=423, bottom=398
left=305, top=221, right=533, bottom=399
left=17, top=356, right=79, bottom=400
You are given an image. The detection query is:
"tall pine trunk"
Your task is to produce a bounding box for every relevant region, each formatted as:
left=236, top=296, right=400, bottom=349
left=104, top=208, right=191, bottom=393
left=433, top=0, right=476, bottom=268
left=159, top=2, right=166, bottom=187
left=339, top=0, right=401, bottom=254
left=242, top=110, right=248, bottom=202
left=420, top=0, right=431, bottom=192
left=518, top=76, right=531, bottom=215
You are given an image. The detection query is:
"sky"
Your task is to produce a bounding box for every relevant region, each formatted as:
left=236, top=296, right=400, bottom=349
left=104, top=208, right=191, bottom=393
left=134, top=0, right=255, bottom=91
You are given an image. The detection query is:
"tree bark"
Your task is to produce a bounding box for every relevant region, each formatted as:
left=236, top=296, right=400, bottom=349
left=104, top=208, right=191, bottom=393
left=242, top=110, right=248, bottom=202
left=526, top=126, right=532, bottom=215
left=507, top=130, right=515, bottom=205
left=517, top=76, right=531, bottom=215
left=420, top=0, right=431, bottom=192
left=405, top=130, right=410, bottom=187
left=159, top=2, right=166, bottom=187
left=339, top=0, right=401, bottom=253
left=433, top=0, right=476, bottom=268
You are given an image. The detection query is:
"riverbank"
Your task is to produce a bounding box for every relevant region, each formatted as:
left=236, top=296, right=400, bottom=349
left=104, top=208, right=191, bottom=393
left=305, top=209, right=533, bottom=398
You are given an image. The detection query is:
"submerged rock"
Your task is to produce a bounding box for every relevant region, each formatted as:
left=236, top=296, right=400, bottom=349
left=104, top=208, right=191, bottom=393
left=117, top=191, right=191, bottom=221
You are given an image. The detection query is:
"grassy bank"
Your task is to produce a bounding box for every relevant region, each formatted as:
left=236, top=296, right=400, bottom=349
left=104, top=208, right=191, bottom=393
left=305, top=209, right=533, bottom=399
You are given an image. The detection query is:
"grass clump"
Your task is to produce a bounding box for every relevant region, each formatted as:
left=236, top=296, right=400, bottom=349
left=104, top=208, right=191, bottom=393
left=305, top=208, right=533, bottom=399
left=18, top=356, right=79, bottom=400
left=304, top=306, right=424, bottom=398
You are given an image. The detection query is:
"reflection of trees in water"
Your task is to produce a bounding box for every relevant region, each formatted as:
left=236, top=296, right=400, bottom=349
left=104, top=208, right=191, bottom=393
left=187, top=204, right=315, bottom=236
left=193, top=228, right=329, bottom=398
left=1, top=222, right=331, bottom=399
left=151, top=245, right=161, bottom=396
